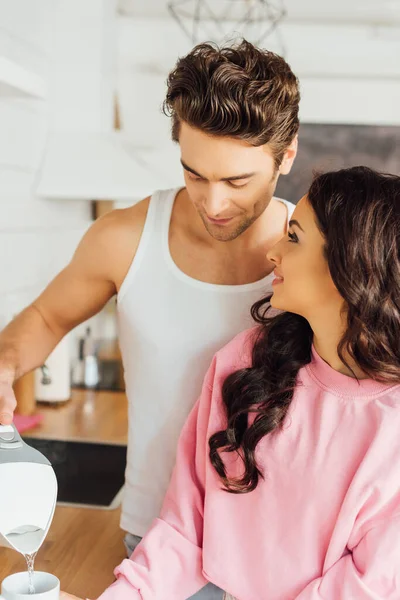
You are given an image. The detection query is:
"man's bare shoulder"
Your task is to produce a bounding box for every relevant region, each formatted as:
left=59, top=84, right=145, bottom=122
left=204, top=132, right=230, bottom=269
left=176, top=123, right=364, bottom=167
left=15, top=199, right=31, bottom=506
left=95, top=196, right=151, bottom=239
left=87, top=196, right=151, bottom=254
left=75, top=196, right=151, bottom=289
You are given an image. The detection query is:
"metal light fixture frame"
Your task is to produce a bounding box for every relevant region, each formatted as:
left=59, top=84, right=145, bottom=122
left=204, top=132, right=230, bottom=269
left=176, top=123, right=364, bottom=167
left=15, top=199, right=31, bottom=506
left=167, top=0, right=287, bottom=50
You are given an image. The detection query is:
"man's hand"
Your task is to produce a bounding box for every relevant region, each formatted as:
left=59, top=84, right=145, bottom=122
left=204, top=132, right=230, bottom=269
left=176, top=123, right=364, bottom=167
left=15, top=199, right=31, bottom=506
left=0, top=380, right=16, bottom=424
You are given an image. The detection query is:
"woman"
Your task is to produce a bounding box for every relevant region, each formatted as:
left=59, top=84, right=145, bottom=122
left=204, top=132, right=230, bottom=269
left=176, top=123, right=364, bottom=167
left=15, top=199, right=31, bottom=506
left=73, top=165, right=400, bottom=599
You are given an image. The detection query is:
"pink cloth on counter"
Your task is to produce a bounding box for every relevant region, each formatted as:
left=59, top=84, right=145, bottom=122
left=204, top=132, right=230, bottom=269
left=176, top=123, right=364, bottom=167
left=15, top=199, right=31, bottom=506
left=13, top=413, right=43, bottom=433
left=97, top=328, right=400, bottom=600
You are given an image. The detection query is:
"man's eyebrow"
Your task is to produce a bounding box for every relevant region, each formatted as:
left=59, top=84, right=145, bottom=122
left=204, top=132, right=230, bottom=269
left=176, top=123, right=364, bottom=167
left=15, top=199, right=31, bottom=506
left=289, top=219, right=305, bottom=233
left=180, top=160, right=256, bottom=181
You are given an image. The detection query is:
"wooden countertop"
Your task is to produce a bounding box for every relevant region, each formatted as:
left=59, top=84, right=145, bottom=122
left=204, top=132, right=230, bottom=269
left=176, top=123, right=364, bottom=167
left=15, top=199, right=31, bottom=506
left=0, top=389, right=129, bottom=597
left=0, top=506, right=126, bottom=598
left=26, top=388, right=127, bottom=445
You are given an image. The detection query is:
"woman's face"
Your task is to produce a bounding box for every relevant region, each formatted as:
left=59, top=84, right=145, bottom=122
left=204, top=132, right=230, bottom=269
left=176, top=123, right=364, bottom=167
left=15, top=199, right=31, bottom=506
left=267, top=196, right=343, bottom=321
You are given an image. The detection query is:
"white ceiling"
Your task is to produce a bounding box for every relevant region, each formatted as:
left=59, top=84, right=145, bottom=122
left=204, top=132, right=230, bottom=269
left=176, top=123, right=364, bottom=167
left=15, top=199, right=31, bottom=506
left=117, top=0, right=400, bottom=26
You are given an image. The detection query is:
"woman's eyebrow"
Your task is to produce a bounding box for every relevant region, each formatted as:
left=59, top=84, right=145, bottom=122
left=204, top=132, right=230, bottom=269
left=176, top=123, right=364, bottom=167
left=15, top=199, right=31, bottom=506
left=289, top=219, right=305, bottom=233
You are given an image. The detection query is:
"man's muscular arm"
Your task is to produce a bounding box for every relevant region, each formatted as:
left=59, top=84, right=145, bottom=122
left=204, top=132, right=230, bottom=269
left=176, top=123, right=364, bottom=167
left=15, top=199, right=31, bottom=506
left=0, top=198, right=149, bottom=423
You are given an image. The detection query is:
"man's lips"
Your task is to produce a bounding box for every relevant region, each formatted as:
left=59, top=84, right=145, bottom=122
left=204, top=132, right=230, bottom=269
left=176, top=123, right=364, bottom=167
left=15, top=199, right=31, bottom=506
left=207, top=215, right=235, bottom=225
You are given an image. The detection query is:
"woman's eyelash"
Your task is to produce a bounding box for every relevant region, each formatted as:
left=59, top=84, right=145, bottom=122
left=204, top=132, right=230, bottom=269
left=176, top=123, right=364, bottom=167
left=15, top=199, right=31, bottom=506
left=288, top=231, right=298, bottom=243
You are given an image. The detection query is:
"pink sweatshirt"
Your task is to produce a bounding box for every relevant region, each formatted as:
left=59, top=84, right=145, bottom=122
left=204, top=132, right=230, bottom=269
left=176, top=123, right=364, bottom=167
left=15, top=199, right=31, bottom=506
left=98, top=329, right=400, bottom=599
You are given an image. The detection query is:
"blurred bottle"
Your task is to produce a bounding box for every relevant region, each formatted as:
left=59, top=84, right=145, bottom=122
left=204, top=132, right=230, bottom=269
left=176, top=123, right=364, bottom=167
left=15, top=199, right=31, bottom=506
left=71, top=338, right=85, bottom=387
left=83, top=327, right=99, bottom=388
left=35, top=336, right=71, bottom=403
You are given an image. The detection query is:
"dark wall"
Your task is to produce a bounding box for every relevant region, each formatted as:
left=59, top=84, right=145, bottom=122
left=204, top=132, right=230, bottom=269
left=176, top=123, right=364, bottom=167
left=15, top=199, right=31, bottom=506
left=275, top=123, right=400, bottom=205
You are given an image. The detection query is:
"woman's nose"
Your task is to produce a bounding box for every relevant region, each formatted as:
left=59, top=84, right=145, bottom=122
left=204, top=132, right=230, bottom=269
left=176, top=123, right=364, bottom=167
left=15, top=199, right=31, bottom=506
left=267, top=238, right=283, bottom=264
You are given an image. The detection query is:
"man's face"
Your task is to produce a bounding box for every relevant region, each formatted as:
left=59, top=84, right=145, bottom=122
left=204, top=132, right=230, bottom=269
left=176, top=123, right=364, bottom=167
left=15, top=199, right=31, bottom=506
left=178, top=122, right=297, bottom=242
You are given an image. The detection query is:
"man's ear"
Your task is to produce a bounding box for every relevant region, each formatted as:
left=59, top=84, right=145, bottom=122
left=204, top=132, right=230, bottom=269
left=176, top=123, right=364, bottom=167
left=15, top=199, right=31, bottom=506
left=279, top=135, right=298, bottom=175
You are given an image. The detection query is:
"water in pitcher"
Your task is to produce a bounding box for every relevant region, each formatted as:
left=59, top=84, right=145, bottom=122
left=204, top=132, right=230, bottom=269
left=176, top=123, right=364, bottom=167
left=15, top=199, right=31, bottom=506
left=6, top=526, right=45, bottom=554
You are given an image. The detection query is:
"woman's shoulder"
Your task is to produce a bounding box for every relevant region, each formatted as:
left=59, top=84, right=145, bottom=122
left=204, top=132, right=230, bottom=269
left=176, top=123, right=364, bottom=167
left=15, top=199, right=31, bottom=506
left=204, top=327, right=259, bottom=422
left=214, top=326, right=259, bottom=373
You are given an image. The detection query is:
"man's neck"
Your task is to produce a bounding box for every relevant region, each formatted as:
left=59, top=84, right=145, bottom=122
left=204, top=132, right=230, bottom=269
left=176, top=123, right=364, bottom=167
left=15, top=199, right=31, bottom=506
left=176, top=188, right=288, bottom=253
left=169, top=187, right=286, bottom=285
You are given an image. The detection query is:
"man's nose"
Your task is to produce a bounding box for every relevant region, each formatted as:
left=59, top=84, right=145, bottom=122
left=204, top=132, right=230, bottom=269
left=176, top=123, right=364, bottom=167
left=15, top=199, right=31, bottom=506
left=203, top=185, right=230, bottom=217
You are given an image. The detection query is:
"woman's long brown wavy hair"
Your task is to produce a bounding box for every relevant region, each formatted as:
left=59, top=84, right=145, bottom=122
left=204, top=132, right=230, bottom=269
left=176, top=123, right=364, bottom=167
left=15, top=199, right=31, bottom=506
left=209, top=166, right=400, bottom=493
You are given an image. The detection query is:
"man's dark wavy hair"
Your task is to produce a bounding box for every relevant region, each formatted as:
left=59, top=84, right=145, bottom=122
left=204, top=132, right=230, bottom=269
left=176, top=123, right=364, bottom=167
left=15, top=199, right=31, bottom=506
left=209, top=166, right=400, bottom=493
left=164, top=39, right=300, bottom=167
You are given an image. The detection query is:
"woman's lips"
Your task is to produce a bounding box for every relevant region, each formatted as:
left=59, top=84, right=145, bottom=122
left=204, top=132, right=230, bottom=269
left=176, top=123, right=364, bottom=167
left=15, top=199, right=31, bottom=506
left=272, top=270, right=284, bottom=286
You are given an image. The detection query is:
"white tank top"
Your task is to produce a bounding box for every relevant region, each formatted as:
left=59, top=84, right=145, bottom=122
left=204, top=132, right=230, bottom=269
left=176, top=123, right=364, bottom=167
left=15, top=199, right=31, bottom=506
left=117, top=187, right=295, bottom=536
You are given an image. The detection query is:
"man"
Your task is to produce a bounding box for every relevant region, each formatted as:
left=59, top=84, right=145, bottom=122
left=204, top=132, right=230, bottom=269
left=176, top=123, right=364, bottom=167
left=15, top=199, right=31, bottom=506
left=0, top=40, right=299, bottom=599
